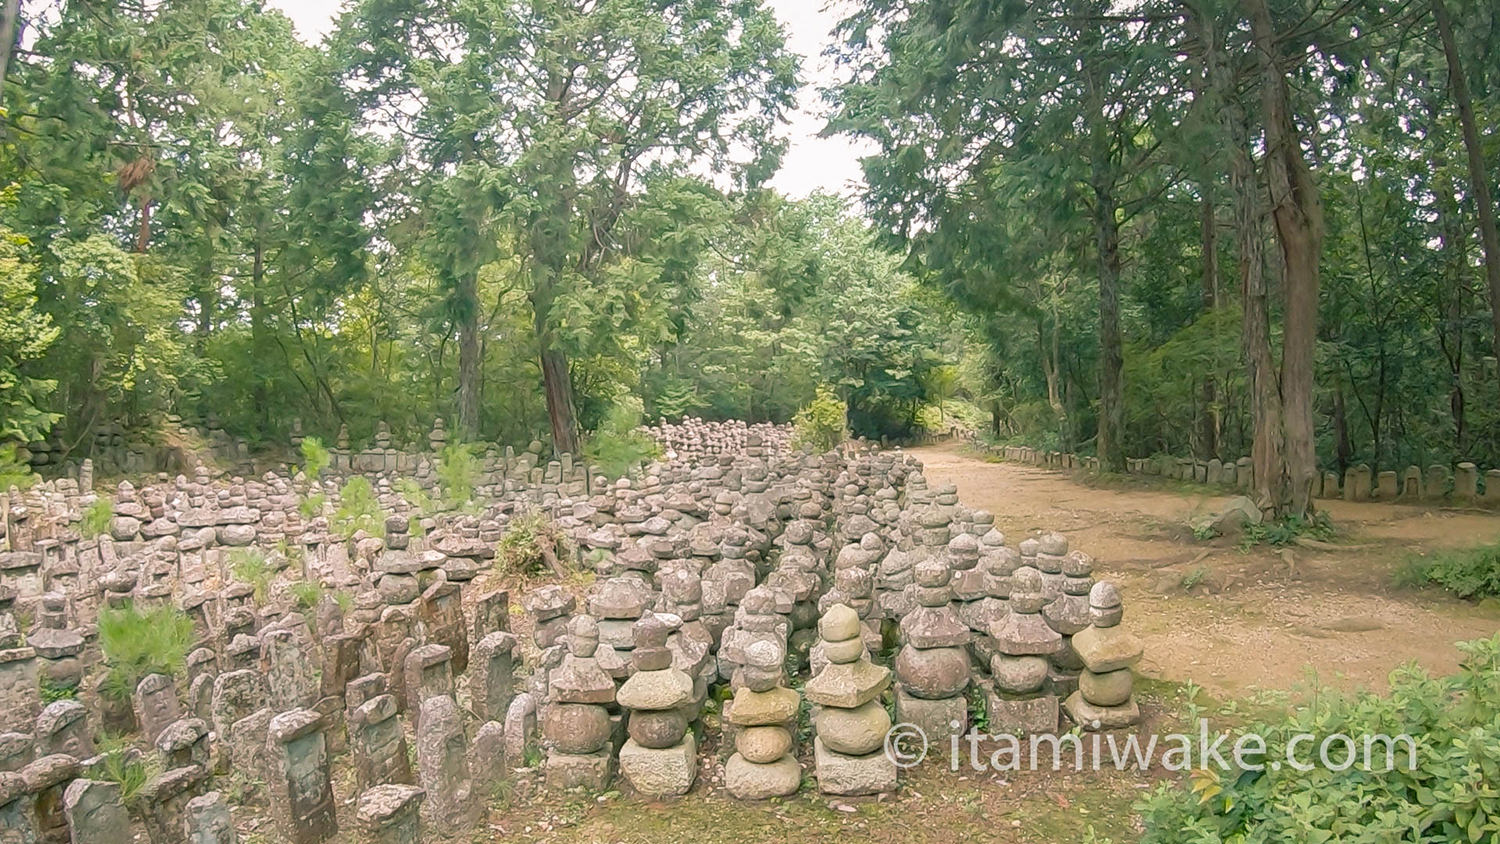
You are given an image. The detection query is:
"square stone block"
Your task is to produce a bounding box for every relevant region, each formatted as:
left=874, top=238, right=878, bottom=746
left=893, top=686, right=966, bottom=744
left=544, top=750, right=614, bottom=791
left=812, top=736, right=896, bottom=796
left=984, top=690, right=1058, bottom=735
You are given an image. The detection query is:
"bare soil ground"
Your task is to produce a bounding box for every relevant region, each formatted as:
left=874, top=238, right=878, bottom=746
left=909, top=442, right=1500, bottom=697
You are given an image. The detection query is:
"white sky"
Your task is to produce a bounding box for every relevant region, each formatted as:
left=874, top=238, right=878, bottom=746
left=265, top=0, right=871, bottom=199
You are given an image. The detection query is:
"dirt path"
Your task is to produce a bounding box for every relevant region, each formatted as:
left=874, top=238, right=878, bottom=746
left=910, top=443, right=1500, bottom=698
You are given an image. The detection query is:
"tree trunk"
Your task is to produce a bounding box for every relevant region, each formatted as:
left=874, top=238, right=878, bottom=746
left=531, top=270, right=580, bottom=456
left=1092, top=174, right=1126, bottom=473
left=250, top=234, right=270, bottom=433
left=1248, top=0, right=1323, bottom=519
left=1432, top=0, right=1500, bottom=390
left=1190, top=0, right=1287, bottom=511
left=455, top=269, right=481, bottom=439
left=1199, top=182, right=1220, bottom=458
left=0, top=0, right=19, bottom=89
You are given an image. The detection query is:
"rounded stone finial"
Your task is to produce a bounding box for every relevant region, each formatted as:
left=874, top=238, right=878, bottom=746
left=818, top=604, right=860, bottom=642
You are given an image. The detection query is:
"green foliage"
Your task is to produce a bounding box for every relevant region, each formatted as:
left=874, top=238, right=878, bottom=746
left=1138, top=635, right=1500, bottom=843
left=229, top=548, right=275, bottom=605
left=435, top=443, right=480, bottom=510
left=79, top=497, right=113, bottom=539
left=1398, top=542, right=1500, bottom=599
left=299, top=437, right=330, bottom=480
left=791, top=387, right=847, bottom=453
left=585, top=395, right=660, bottom=479
left=299, top=493, right=327, bottom=519
left=98, top=603, right=195, bottom=703
left=494, top=510, right=573, bottom=578
left=1239, top=513, right=1336, bottom=549
left=0, top=444, right=36, bottom=491
left=288, top=580, right=324, bottom=611
left=0, top=215, right=60, bottom=443
left=39, top=676, right=79, bottom=704
left=333, top=477, right=384, bottom=539
left=96, top=735, right=158, bottom=804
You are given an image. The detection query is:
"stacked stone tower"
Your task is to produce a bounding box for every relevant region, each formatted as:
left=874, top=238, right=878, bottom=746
left=723, top=640, right=801, bottom=799
left=807, top=605, right=895, bottom=796
left=1064, top=582, right=1143, bottom=729
left=617, top=615, right=698, bottom=797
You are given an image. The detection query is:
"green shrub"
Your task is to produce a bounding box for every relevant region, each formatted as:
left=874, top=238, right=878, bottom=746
left=0, top=444, right=37, bottom=490
left=436, top=443, right=480, bottom=509
left=299, top=436, right=331, bottom=480
left=791, top=386, right=847, bottom=453
left=229, top=548, right=275, bottom=605
left=1138, top=634, right=1500, bottom=843
left=585, top=395, right=660, bottom=479
left=495, top=510, right=573, bottom=578
left=299, top=492, right=327, bottom=518
left=1398, top=541, right=1500, bottom=599
left=39, top=676, right=79, bottom=704
left=395, top=477, right=434, bottom=516
left=79, top=497, right=112, bottom=539
left=98, top=603, right=195, bottom=703
left=288, top=580, right=324, bottom=610
left=333, top=476, right=384, bottom=538
left=1239, top=512, right=1335, bottom=548
left=96, top=735, right=158, bottom=803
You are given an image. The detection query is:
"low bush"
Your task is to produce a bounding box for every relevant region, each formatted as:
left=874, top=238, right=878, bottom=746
left=98, top=603, right=195, bottom=703
left=1398, top=541, right=1500, bottom=599
left=495, top=510, right=573, bottom=578
left=791, top=386, right=847, bottom=453
left=79, top=496, right=112, bottom=539
left=436, top=442, right=481, bottom=509
left=333, top=476, right=384, bottom=538
left=585, top=395, right=660, bottom=479
left=1138, top=634, right=1500, bottom=843
left=229, top=548, right=275, bottom=604
left=298, top=436, right=331, bottom=480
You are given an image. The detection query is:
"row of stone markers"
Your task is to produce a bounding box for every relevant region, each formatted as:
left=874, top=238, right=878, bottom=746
left=974, top=437, right=1500, bottom=505
left=0, top=417, right=1143, bottom=841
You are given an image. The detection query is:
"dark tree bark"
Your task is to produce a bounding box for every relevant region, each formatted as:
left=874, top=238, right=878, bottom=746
left=1432, top=0, right=1500, bottom=392
left=455, top=269, right=481, bottom=440
left=1248, top=0, right=1323, bottom=519
left=1091, top=162, right=1126, bottom=473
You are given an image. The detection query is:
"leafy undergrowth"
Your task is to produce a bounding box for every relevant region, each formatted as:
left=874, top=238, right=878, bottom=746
left=495, top=510, right=576, bottom=579
left=1397, top=541, right=1500, bottom=599
left=1137, top=635, right=1500, bottom=843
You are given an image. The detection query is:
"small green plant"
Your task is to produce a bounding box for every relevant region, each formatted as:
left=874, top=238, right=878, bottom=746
left=1179, top=566, right=1209, bottom=591
left=494, top=510, right=573, bottom=578
left=791, top=386, right=848, bottom=453
left=1398, top=540, right=1500, bottom=599
left=1238, top=511, right=1335, bottom=548
left=584, top=395, right=661, bottom=479
left=95, top=735, right=158, bottom=803
left=966, top=684, right=990, bottom=733
left=331, top=590, right=354, bottom=614
left=436, top=442, right=481, bottom=509
left=299, top=492, right=327, bottom=519
left=80, top=497, right=112, bottom=539
left=288, top=580, right=324, bottom=610
left=39, top=676, right=79, bottom=704
left=333, top=476, right=385, bottom=539
left=0, top=444, right=37, bottom=490
left=395, top=477, right=434, bottom=516
left=98, top=602, right=195, bottom=703
left=298, top=436, right=331, bottom=480
left=229, top=548, right=275, bottom=605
